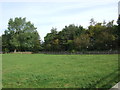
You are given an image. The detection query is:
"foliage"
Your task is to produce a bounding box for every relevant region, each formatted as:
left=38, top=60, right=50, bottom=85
left=2, top=17, right=119, bottom=52
left=87, top=20, right=118, bottom=51
left=74, top=34, right=90, bottom=51
left=43, top=19, right=118, bottom=52
left=44, top=28, right=60, bottom=51
left=2, top=17, right=41, bottom=53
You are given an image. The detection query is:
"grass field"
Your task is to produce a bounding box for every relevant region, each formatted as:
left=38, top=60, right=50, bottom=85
left=2, top=54, right=119, bottom=88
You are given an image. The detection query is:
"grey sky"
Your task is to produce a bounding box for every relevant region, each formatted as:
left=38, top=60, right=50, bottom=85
left=0, top=0, right=119, bottom=41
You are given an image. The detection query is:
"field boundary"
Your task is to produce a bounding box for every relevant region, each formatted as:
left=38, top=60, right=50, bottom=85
left=38, top=51, right=118, bottom=55
left=2, top=51, right=119, bottom=54
left=11, top=52, right=32, bottom=54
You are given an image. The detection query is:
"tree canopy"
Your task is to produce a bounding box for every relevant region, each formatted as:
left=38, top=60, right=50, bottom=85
left=2, top=17, right=41, bottom=53
left=44, top=19, right=118, bottom=52
left=1, top=17, right=119, bottom=53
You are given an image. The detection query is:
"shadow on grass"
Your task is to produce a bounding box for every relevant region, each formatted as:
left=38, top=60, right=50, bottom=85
left=87, top=69, right=119, bottom=89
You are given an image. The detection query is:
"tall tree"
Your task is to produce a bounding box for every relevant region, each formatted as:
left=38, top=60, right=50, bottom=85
left=88, top=20, right=117, bottom=51
left=2, top=17, right=41, bottom=52
left=44, top=28, right=60, bottom=51
left=58, top=24, right=85, bottom=51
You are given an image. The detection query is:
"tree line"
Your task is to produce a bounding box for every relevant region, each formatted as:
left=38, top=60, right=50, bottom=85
left=1, top=17, right=120, bottom=53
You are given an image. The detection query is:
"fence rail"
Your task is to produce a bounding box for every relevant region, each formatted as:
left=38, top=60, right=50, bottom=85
left=38, top=51, right=118, bottom=55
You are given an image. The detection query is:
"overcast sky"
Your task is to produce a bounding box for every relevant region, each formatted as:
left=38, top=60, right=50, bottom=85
left=0, top=0, right=119, bottom=41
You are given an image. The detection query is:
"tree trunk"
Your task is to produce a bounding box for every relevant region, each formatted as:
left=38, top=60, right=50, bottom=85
left=14, top=49, right=16, bottom=53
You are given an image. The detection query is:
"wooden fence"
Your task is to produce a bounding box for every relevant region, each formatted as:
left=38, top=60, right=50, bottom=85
left=10, top=52, right=32, bottom=54
left=38, top=51, right=118, bottom=55
left=1, top=50, right=119, bottom=54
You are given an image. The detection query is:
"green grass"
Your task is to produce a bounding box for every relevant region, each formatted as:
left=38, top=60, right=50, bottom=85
left=2, top=54, right=119, bottom=88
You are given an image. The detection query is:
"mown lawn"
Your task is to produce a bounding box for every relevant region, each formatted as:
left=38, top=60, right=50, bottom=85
left=2, top=54, right=119, bottom=88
